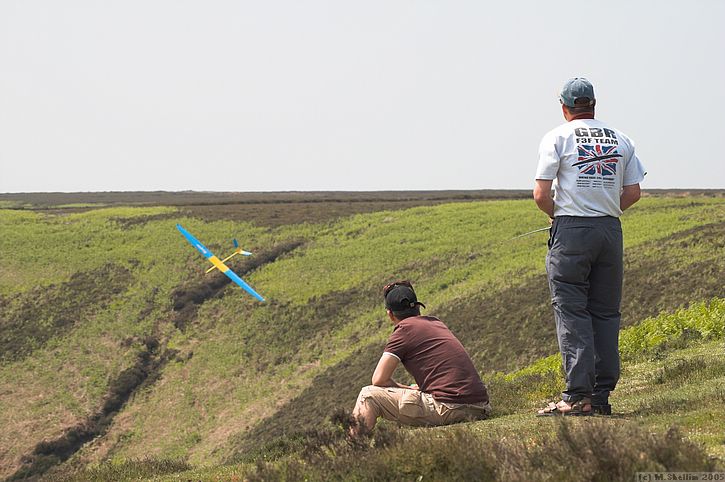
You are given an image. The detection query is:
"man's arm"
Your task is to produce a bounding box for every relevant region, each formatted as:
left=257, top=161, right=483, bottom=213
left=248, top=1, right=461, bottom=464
left=620, top=183, right=641, bottom=212
left=533, top=179, right=555, bottom=218
left=371, top=354, right=418, bottom=389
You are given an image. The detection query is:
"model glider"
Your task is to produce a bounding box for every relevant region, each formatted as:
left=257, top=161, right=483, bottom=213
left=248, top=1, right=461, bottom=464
left=176, top=224, right=265, bottom=302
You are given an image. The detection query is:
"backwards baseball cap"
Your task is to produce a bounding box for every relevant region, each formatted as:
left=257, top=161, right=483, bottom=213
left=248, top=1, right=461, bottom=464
left=383, top=280, right=426, bottom=313
left=560, top=77, right=595, bottom=107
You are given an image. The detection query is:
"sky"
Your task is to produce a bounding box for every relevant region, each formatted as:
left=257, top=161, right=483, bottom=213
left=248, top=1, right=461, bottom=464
left=1, top=0, right=724, bottom=193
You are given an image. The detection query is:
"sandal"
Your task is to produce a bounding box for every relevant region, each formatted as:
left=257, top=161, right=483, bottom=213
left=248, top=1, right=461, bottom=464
left=536, top=398, right=592, bottom=417
left=591, top=403, right=612, bottom=415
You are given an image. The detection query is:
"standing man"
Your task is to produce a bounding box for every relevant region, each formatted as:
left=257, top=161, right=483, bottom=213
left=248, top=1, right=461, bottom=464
left=350, top=281, right=490, bottom=436
left=534, top=78, right=646, bottom=416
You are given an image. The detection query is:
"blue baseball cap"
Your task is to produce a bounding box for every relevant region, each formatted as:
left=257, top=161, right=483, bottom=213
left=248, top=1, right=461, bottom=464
left=560, top=77, right=595, bottom=107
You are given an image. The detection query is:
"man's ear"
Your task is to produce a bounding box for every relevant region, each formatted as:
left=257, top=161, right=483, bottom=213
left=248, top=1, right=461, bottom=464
left=386, top=309, right=395, bottom=322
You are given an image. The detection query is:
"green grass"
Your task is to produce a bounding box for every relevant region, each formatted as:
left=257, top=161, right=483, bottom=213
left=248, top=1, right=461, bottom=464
left=55, top=457, right=191, bottom=482
left=500, top=297, right=725, bottom=383
left=620, top=298, right=725, bottom=358
left=0, top=195, right=723, bottom=480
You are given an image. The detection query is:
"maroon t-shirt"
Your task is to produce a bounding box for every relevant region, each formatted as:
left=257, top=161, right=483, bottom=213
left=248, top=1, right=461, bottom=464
left=383, top=316, right=489, bottom=404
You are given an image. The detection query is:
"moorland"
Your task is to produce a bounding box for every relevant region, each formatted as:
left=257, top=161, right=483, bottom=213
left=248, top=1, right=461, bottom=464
left=0, top=189, right=723, bottom=481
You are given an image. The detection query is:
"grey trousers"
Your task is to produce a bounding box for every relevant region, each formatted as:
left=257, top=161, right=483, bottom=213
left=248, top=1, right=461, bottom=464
left=546, top=216, right=623, bottom=405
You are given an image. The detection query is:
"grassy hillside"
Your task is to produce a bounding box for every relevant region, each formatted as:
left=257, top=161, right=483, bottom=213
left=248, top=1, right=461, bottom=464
left=54, top=300, right=725, bottom=481
left=0, top=194, right=723, bottom=480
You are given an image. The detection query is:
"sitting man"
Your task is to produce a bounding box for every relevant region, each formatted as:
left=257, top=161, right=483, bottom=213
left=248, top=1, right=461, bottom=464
left=350, top=281, right=491, bottom=436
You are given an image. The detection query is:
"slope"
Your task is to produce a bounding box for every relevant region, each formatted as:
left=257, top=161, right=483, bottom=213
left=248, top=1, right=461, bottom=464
left=61, top=298, right=725, bottom=481
left=0, top=195, right=722, bottom=480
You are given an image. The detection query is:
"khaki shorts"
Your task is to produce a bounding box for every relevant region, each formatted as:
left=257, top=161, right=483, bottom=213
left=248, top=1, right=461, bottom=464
left=356, top=385, right=492, bottom=427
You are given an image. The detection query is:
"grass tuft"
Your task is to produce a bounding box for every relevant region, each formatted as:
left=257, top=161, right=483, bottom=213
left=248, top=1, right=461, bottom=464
left=247, top=419, right=718, bottom=481
left=64, top=457, right=191, bottom=482
left=487, top=370, right=563, bottom=416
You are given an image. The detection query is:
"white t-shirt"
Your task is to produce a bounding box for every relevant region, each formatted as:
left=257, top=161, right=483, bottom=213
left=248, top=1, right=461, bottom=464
left=536, top=119, right=646, bottom=217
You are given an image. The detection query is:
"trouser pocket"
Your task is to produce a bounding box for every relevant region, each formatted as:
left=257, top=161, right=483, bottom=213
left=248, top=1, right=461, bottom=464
left=398, top=390, right=426, bottom=418
left=438, top=402, right=491, bottom=424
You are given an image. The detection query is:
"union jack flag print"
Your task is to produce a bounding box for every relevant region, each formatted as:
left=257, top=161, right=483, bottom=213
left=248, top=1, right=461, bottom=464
left=573, top=145, right=622, bottom=176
